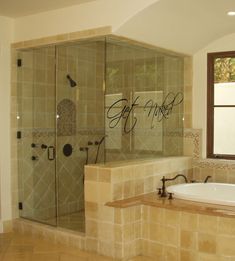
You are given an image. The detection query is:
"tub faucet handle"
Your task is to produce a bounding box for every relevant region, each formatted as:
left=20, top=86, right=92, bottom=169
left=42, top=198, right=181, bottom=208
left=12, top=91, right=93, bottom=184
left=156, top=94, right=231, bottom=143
left=168, top=193, right=174, bottom=200
left=204, top=175, right=212, bottom=183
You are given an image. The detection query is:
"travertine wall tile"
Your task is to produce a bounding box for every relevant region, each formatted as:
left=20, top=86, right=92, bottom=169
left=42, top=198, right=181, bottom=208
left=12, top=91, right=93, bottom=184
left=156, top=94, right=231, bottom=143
left=198, top=233, right=217, bottom=254
left=198, top=215, right=218, bottom=234
left=142, top=207, right=235, bottom=260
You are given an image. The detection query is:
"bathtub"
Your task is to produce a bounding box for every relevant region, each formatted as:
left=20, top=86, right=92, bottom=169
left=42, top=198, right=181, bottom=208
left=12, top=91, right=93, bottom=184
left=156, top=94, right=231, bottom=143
left=167, top=183, right=235, bottom=207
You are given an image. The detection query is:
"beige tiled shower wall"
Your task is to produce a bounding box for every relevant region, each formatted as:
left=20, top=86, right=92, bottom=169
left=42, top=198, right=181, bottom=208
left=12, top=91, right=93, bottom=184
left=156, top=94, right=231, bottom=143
left=84, top=156, right=192, bottom=259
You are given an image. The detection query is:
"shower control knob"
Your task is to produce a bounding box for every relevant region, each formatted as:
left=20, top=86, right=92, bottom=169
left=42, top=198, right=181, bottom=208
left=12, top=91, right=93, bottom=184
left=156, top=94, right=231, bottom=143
left=41, top=144, right=48, bottom=149
left=31, top=143, right=40, bottom=148
left=31, top=156, right=38, bottom=161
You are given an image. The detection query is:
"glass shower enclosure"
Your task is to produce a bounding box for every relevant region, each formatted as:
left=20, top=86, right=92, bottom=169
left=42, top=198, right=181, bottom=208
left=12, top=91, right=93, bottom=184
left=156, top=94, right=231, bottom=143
left=17, top=36, right=185, bottom=232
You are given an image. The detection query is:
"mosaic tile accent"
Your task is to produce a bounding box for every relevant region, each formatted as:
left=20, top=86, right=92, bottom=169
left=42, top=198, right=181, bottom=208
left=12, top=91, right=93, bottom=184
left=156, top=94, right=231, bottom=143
left=184, top=128, right=235, bottom=183
left=184, top=128, right=202, bottom=159
left=21, top=129, right=105, bottom=138
left=194, top=158, right=235, bottom=170
left=57, top=99, right=76, bottom=136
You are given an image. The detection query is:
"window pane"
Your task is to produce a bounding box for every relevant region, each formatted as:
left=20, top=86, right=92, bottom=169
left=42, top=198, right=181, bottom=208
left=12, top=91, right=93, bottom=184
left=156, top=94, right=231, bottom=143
left=214, top=107, right=235, bottom=155
left=214, top=57, right=235, bottom=83
left=214, top=82, right=235, bottom=105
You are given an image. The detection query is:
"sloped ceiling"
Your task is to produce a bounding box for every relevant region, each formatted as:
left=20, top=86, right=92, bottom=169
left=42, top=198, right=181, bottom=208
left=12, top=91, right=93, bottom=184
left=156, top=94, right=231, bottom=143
left=0, top=0, right=96, bottom=17
left=116, top=0, right=235, bottom=54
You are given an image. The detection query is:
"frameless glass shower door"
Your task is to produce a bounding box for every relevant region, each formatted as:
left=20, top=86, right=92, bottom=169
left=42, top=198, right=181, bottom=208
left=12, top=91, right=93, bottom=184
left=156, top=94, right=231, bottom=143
left=17, top=39, right=105, bottom=232
left=56, top=39, right=105, bottom=231
left=17, top=46, right=57, bottom=225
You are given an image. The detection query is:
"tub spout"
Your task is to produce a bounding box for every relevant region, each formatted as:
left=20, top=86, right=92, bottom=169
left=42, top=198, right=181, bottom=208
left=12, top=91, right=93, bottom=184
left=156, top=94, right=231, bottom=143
left=204, top=175, right=212, bottom=183
left=160, top=174, right=188, bottom=198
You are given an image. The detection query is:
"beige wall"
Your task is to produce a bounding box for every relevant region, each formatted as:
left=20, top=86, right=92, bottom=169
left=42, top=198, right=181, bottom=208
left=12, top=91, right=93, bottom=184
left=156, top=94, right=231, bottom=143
left=193, top=33, right=235, bottom=158
left=0, top=16, right=14, bottom=232
left=14, top=0, right=158, bottom=42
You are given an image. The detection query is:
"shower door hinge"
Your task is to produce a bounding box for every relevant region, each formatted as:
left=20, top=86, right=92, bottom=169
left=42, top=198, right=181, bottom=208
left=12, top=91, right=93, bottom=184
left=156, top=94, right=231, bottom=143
left=17, top=131, right=22, bottom=139
left=17, top=59, right=22, bottom=67
left=18, top=202, right=23, bottom=210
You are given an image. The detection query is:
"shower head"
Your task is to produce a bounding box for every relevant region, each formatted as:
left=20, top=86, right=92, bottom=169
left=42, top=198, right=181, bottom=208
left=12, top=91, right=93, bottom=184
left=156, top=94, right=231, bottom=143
left=66, top=74, right=77, bottom=88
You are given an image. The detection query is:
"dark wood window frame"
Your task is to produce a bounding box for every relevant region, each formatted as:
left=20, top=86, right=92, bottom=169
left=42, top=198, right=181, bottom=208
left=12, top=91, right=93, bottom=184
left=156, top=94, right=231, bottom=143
left=207, top=51, right=235, bottom=160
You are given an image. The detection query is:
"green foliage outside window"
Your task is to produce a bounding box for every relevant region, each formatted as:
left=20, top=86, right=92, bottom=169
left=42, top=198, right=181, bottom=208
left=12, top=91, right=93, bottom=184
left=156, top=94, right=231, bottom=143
left=214, top=58, right=235, bottom=83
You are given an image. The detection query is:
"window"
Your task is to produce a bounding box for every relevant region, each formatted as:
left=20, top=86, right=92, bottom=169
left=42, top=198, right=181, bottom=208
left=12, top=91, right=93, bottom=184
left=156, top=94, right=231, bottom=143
left=207, top=51, right=235, bottom=159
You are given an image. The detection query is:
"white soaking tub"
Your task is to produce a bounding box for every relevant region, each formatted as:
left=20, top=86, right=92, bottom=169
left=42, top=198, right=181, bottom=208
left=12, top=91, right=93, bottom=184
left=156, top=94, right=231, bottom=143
left=167, top=183, right=235, bottom=207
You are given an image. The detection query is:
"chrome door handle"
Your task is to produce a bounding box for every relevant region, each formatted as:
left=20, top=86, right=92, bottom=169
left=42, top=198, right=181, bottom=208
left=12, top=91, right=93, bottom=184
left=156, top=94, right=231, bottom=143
left=48, top=146, right=55, bottom=161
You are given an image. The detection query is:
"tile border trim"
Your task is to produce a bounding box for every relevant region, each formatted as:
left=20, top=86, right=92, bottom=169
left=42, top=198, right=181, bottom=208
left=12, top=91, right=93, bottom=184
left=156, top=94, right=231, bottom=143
left=11, top=26, right=112, bottom=49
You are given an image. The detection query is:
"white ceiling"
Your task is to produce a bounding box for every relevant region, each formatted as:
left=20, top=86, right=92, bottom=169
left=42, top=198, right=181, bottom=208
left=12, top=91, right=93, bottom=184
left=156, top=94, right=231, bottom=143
left=117, top=0, right=235, bottom=54
left=0, top=0, right=96, bottom=17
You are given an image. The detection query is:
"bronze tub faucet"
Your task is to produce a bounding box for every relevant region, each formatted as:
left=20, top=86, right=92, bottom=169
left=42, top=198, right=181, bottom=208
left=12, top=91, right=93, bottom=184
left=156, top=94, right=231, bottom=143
left=159, top=174, right=188, bottom=198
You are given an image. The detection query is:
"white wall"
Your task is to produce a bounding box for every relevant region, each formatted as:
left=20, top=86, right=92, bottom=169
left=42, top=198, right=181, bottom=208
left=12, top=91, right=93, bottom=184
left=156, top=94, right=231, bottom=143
left=193, top=33, right=235, bottom=157
left=14, top=0, right=158, bottom=42
left=0, top=16, right=14, bottom=231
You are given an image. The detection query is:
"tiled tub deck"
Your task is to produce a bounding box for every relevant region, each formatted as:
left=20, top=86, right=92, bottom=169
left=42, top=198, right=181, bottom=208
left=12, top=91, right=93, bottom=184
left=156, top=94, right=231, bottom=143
left=107, top=193, right=235, bottom=261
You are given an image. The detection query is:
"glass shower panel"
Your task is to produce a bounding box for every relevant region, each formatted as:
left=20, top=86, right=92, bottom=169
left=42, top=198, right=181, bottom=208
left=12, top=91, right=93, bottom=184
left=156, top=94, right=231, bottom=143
left=163, top=55, right=184, bottom=156
left=56, top=39, right=105, bottom=232
left=17, top=46, right=57, bottom=225
left=132, top=48, right=165, bottom=157
left=105, top=37, right=184, bottom=160
left=105, top=39, right=132, bottom=161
